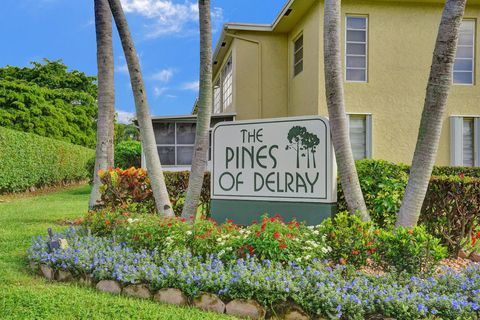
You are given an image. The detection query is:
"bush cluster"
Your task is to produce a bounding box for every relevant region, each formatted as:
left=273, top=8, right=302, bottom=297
left=97, top=168, right=210, bottom=215
left=114, top=140, right=142, bottom=169
left=420, top=175, right=480, bottom=255
left=79, top=209, right=446, bottom=273
left=0, top=127, right=94, bottom=193
left=337, top=160, right=480, bottom=255
left=29, top=228, right=480, bottom=320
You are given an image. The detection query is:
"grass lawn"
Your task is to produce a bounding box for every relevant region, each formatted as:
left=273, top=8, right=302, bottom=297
left=0, top=185, right=232, bottom=320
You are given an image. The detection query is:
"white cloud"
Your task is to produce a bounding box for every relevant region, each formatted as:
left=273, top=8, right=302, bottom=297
left=150, top=68, right=174, bottom=82
left=153, top=86, right=168, bottom=97
left=116, top=110, right=135, bottom=124
left=120, top=0, right=223, bottom=38
left=115, top=62, right=129, bottom=74
left=180, top=80, right=199, bottom=91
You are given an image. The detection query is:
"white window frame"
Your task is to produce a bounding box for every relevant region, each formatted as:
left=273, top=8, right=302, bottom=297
left=213, top=79, right=222, bottom=114
left=345, top=15, right=368, bottom=83
left=293, top=32, right=304, bottom=77
left=347, top=113, right=373, bottom=159
left=221, top=54, right=233, bottom=109
left=156, top=122, right=196, bottom=167
left=453, top=19, right=476, bottom=86
left=450, top=116, right=480, bottom=167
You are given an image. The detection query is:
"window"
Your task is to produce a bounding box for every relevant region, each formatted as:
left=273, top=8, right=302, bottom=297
left=213, top=80, right=221, bottom=114
left=346, top=16, right=368, bottom=82
left=154, top=122, right=196, bottom=166
left=450, top=116, right=479, bottom=167
left=293, top=34, right=303, bottom=76
left=454, top=20, right=475, bottom=85
left=348, top=114, right=372, bottom=160
left=222, top=55, right=233, bottom=109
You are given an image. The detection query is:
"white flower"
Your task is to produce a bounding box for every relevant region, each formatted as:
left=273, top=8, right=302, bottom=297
left=313, top=230, right=320, bottom=235
left=226, top=247, right=232, bottom=251
left=295, top=257, right=302, bottom=262
left=186, top=231, right=192, bottom=236
left=217, top=250, right=225, bottom=257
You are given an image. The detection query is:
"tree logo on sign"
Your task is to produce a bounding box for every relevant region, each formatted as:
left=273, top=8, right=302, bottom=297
left=286, top=126, right=320, bottom=169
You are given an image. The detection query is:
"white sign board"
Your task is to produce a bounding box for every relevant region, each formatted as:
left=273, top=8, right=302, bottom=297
left=212, top=116, right=336, bottom=203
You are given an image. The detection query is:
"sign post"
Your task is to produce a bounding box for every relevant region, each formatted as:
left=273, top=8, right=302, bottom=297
left=210, top=116, right=337, bottom=225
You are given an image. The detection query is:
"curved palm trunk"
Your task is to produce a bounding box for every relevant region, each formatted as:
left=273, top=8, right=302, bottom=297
left=323, top=0, right=369, bottom=221
left=396, top=0, right=466, bottom=228
left=181, top=0, right=213, bottom=221
left=108, top=0, right=174, bottom=217
left=89, top=0, right=115, bottom=209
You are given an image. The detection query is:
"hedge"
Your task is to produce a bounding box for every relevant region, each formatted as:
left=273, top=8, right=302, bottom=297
left=0, top=126, right=95, bottom=193
left=420, top=175, right=480, bottom=254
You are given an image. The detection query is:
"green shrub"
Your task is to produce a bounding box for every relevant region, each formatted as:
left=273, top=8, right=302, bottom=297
left=431, top=165, right=480, bottom=178
left=0, top=127, right=94, bottom=193
left=319, top=211, right=377, bottom=268
left=114, top=140, right=141, bottom=169
left=337, top=160, right=408, bottom=227
left=97, top=168, right=211, bottom=216
left=374, top=226, right=447, bottom=274
left=420, top=175, right=480, bottom=255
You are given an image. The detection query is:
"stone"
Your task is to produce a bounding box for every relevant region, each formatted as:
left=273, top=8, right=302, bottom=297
left=96, top=280, right=122, bottom=294
left=226, top=299, right=266, bottom=319
left=284, top=309, right=310, bottom=320
left=192, top=292, right=225, bottom=314
left=123, top=284, right=151, bottom=299
left=55, top=269, right=73, bottom=282
left=79, top=274, right=94, bottom=287
left=470, top=252, right=480, bottom=262
left=153, top=288, right=189, bottom=306
left=40, top=264, right=55, bottom=280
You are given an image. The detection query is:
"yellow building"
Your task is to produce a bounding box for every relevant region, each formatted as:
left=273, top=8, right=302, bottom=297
left=211, top=0, right=480, bottom=167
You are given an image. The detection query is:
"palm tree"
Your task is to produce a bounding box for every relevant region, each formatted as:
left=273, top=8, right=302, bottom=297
left=396, top=0, right=466, bottom=228
left=181, top=0, right=213, bottom=221
left=323, top=0, right=369, bottom=221
left=89, top=0, right=115, bottom=209
left=107, top=0, right=174, bottom=217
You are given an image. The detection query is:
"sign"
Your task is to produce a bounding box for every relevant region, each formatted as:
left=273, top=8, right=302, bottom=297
left=212, top=116, right=336, bottom=203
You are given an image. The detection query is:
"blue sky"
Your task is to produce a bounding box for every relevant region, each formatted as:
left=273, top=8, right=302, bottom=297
left=0, top=0, right=285, bottom=123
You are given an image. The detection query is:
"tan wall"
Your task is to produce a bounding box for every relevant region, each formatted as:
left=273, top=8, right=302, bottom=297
left=217, top=0, right=480, bottom=166
left=215, top=32, right=289, bottom=120
left=288, top=1, right=321, bottom=117
left=289, top=0, right=480, bottom=165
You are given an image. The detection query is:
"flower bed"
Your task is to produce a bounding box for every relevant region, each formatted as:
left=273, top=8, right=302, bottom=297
left=29, top=228, right=480, bottom=320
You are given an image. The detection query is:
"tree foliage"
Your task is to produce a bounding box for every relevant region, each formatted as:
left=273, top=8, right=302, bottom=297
left=0, top=60, right=97, bottom=148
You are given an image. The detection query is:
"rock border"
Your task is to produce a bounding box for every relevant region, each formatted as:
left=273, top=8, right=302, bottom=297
left=30, top=262, right=414, bottom=320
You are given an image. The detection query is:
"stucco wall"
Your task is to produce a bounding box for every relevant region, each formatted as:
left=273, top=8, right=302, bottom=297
left=215, top=0, right=480, bottom=166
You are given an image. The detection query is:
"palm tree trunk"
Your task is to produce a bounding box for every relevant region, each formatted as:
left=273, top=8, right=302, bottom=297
left=396, top=0, right=466, bottom=228
left=181, top=0, right=213, bottom=221
left=323, top=0, right=369, bottom=221
left=108, top=0, right=174, bottom=217
left=89, top=0, right=115, bottom=209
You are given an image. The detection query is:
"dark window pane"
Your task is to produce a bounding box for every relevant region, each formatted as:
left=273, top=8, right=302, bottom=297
left=454, top=59, right=473, bottom=71
left=177, top=146, right=194, bottom=165
left=347, top=30, right=366, bottom=42
left=176, top=123, right=196, bottom=144
left=347, top=56, right=366, bottom=68
left=158, top=146, right=175, bottom=166
left=456, top=46, right=473, bottom=59
left=294, top=47, right=303, bottom=64
left=347, top=17, right=366, bottom=30
left=154, top=123, right=175, bottom=144
left=294, top=61, right=303, bottom=76
left=294, top=35, right=303, bottom=52
left=346, top=69, right=366, bottom=81
left=453, top=71, right=473, bottom=84
left=346, top=43, right=366, bottom=55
